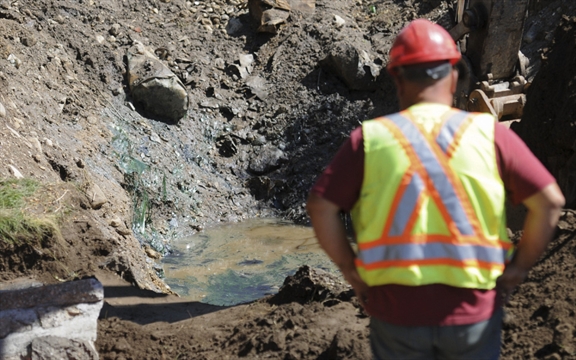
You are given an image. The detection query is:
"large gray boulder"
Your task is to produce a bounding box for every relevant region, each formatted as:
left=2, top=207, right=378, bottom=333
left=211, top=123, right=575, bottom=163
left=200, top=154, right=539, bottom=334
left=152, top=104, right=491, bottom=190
left=321, top=41, right=382, bottom=91
left=127, top=41, right=189, bottom=123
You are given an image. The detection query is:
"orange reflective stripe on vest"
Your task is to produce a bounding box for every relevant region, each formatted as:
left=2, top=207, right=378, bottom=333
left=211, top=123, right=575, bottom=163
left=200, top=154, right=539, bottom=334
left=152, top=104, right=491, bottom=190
left=435, top=110, right=474, bottom=156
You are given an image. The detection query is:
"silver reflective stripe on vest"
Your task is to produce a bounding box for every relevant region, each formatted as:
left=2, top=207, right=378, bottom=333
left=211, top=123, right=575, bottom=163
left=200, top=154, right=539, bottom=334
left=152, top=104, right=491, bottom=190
left=389, top=173, right=425, bottom=236
left=385, top=113, right=474, bottom=236
left=436, top=111, right=470, bottom=154
left=359, top=242, right=508, bottom=265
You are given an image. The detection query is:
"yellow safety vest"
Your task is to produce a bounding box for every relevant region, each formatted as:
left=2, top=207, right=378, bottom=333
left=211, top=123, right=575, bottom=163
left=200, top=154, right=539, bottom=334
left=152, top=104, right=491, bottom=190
left=350, top=104, right=513, bottom=290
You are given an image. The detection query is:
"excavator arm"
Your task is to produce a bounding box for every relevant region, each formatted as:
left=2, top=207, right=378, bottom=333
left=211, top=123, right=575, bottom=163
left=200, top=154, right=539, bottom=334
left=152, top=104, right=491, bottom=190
left=450, top=0, right=530, bottom=124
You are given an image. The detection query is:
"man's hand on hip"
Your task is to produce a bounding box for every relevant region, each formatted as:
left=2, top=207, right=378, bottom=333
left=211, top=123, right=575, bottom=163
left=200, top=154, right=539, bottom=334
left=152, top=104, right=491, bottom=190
left=341, top=266, right=369, bottom=307
left=495, top=262, right=528, bottom=303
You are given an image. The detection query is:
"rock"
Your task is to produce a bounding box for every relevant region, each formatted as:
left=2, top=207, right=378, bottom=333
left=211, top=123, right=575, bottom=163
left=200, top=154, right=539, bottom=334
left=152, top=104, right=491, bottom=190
left=248, top=144, right=287, bottom=174
left=321, top=41, right=381, bottom=90
left=112, top=337, right=133, bottom=353
left=109, top=217, right=123, bottom=228
left=8, top=164, right=23, bottom=179
left=248, top=0, right=315, bottom=33
left=226, top=17, right=243, bottom=35
left=252, top=134, right=267, bottom=145
left=85, top=183, right=107, bottom=209
left=109, top=24, right=121, bottom=36
left=334, top=14, right=345, bottom=27
left=248, top=0, right=289, bottom=34
left=144, top=245, right=161, bottom=259
left=149, top=132, right=162, bottom=143
left=111, top=86, right=122, bottom=95
left=199, top=99, right=220, bottom=109
left=115, top=226, right=132, bottom=236
left=29, top=336, right=99, bottom=360
left=126, top=41, right=189, bottom=124
left=7, top=54, right=22, bottom=68
left=290, top=0, right=316, bottom=15
left=553, top=322, right=574, bottom=354
left=214, top=58, right=226, bottom=70
left=245, top=75, right=269, bottom=100
left=232, top=53, right=254, bottom=80
left=267, top=265, right=350, bottom=305
left=29, top=137, right=42, bottom=153
left=0, top=102, right=6, bottom=117
left=110, top=218, right=132, bottom=236
left=21, top=35, right=37, bottom=47
left=0, top=278, right=103, bottom=360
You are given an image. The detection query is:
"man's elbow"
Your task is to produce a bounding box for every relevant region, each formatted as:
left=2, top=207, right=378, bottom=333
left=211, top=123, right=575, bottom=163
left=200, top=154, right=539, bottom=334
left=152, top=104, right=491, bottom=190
left=547, top=183, right=565, bottom=211
left=526, top=183, right=565, bottom=215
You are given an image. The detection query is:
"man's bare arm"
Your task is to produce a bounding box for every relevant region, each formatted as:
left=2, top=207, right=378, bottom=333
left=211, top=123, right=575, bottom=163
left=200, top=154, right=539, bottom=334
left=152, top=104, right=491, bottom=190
left=306, top=193, right=369, bottom=306
left=497, top=183, right=565, bottom=299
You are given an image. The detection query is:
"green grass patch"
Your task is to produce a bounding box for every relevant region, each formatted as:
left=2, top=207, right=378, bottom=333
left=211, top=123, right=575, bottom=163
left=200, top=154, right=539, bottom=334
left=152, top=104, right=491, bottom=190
left=0, top=178, right=38, bottom=208
left=0, top=178, right=61, bottom=245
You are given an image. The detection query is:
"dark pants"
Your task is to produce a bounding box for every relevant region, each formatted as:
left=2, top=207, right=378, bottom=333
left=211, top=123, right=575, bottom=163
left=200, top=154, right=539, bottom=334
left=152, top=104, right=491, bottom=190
left=369, top=308, right=503, bottom=360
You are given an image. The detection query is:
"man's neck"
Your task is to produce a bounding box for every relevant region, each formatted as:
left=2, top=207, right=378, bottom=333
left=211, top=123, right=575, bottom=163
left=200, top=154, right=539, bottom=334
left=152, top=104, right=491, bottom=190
left=396, top=71, right=457, bottom=110
left=399, top=95, right=453, bottom=110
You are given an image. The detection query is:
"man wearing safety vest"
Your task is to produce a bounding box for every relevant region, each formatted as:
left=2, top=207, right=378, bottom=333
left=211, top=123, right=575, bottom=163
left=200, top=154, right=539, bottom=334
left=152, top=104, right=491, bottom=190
left=307, top=19, right=565, bottom=359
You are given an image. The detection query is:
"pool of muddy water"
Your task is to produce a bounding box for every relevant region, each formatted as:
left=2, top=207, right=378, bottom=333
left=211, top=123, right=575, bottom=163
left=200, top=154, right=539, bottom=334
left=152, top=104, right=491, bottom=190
left=161, top=218, right=340, bottom=306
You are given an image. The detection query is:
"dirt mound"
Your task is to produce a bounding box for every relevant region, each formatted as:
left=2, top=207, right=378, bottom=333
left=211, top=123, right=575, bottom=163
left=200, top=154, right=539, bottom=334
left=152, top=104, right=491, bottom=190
left=234, top=266, right=367, bottom=359
left=267, top=265, right=354, bottom=305
left=97, top=265, right=371, bottom=360
left=501, top=210, right=576, bottom=359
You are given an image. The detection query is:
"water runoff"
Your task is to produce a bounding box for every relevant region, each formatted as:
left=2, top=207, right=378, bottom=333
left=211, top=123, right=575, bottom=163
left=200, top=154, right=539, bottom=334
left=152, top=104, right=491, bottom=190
left=161, top=218, right=340, bottom=306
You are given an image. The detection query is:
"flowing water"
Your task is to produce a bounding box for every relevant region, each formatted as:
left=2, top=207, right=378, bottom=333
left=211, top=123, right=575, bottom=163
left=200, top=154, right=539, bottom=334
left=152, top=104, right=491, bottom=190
left=161, top=218, right=340, bottom=306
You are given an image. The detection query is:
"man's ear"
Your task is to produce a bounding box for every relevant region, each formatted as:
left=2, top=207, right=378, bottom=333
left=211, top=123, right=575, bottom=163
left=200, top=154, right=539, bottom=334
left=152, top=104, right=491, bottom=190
left=393, top=75, right=404, bottom=97
left=450, top=69, right=459, bottom=94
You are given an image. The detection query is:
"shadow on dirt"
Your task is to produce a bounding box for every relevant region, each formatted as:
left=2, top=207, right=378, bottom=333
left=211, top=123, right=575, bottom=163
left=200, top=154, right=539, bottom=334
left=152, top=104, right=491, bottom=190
left=100, top=285, right=228, bottom=325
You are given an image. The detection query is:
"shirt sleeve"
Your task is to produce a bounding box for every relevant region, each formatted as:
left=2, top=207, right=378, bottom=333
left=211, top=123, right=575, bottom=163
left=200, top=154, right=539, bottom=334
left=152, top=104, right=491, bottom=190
left=495, top=122, right=557, bottom=205
left=309, top=126, right=365, bottom=212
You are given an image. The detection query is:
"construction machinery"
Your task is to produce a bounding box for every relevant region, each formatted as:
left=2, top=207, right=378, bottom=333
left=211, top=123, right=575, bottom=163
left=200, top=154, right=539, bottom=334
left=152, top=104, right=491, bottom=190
left=449, top=0, right=530, bottom=124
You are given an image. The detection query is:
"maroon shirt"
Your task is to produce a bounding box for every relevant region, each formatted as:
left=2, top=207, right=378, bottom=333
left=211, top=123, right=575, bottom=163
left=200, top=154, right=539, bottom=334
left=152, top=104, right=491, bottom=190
left=310, top=121, right=556, bottom=326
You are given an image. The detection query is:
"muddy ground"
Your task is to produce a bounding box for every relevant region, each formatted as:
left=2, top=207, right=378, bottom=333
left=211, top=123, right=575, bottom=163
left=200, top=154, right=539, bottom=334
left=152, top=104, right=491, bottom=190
left=0, top=0, right=575, bottom=358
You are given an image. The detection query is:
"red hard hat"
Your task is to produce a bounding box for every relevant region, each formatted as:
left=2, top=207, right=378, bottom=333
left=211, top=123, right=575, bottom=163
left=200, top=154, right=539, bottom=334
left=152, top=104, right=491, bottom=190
left=387, top=19, right=461, bottom=73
